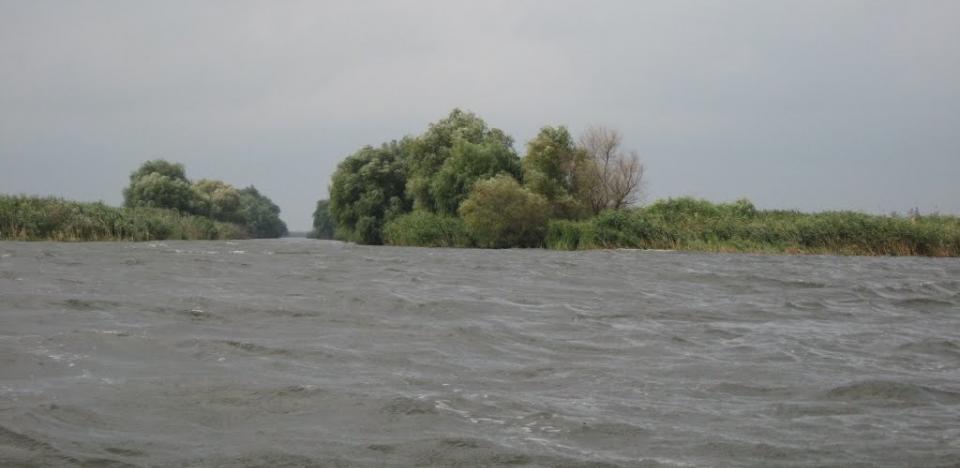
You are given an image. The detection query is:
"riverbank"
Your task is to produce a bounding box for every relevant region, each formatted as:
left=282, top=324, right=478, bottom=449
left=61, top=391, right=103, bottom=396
left=544, top=198, right=960, bottom=257
left=0, top=195, right=248, bottom=241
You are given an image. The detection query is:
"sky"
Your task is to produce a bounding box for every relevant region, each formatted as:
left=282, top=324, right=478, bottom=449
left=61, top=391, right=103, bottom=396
left=1, top=1, right=958, bottom=231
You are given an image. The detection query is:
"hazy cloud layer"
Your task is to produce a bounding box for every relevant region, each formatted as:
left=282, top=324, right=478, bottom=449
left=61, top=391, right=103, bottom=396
left=2, top=0, right=958, bottom=230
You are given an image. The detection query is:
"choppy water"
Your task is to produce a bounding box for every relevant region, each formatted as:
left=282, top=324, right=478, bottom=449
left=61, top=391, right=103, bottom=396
left=1, top=239, right=959, bottom=467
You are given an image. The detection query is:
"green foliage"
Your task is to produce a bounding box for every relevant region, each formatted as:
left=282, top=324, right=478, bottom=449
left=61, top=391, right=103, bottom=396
left=309, top=199, right=336, bottom=239
left=383, top=211, right=471, bottom=247
left=314, top=109, right=959, bottom=257
left=406, top=109, right=520, bottom=214
left=0, top=195, right=247, bottom=241
left=543, top=197, right=960, bottom=256
left=328, top=141, right=410, bottom=244
left=429, top=138, right=521, bottom=215
left=193, top=179, right=244, bottom=224
left=459, top=175, right=550, bottom=248
left=238, top=186, right=288, bottom=238
left=522, top=126, right=590, bottom=219
left=128, top=159, right=188, bottom=183
left=123, top=171, right=198, bottom=213
left=121, top=160, right=287, bottom=238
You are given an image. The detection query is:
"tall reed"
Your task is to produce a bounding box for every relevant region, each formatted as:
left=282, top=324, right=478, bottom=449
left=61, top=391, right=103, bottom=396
left=545, top=198, right=960, bottom=257
left=0, top=195, right=248, bottom=241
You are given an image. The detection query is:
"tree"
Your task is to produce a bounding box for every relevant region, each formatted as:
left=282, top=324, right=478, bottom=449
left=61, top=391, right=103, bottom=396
left=459, top=174, right=550, bottom=248
left=521, top=126, right=590, bottom=219
left=429, top=137, right=521, bottom=215
left=328, top=141, right=410, bottom=244
left=123, top=160, right=199, bottom=213
left=310, top=199, right=336, bottom=239
left=238, top=186, right=288, bottom=238
left=406, top=109, right=520, bottom=214
left=128, top=159, right=188, bottom=183
left=192, top=179, right=243, bottom=223
left=578, top=126, right=645, bottom=214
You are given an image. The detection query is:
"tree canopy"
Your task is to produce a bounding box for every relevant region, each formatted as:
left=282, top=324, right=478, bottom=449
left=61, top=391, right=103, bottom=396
left=322, top=110, right=647, bottom=248
left=122, top=159, right=287, bottom=238
left=522, top=125, right=590, bottom=219
left=328, top=141, right=409, bottom=244
left=310, top=199, right=336, bottom=239
left=406, top=109, right=519, bottom=214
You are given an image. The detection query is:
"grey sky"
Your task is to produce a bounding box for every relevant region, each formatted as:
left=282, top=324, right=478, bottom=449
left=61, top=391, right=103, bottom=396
left=2, top=1, right=958, bottom=231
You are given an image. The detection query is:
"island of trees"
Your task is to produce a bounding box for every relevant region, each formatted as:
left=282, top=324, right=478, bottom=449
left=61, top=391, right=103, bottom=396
left=1, top=160, right=286, bottom=241
left=312, top=109, right=960, bottom=257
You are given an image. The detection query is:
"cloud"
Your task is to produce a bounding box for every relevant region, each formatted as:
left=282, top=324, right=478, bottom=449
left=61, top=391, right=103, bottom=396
left=2, top=1, right=958, bottom=229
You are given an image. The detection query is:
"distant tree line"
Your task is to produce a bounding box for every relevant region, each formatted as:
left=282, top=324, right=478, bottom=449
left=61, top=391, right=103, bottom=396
left=311, top=109, right=644, bottom=247
left=124, top=159, right=287, bottom=238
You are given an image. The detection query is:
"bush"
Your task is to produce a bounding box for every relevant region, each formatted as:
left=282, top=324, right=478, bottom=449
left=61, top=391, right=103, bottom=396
left=459, top=175, right=550, bottom=248
left=383, top=211, right=471, bottom=247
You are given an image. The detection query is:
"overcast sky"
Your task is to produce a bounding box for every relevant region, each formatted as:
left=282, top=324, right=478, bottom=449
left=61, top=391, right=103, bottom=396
left=2, top=1, right=958, bottom=230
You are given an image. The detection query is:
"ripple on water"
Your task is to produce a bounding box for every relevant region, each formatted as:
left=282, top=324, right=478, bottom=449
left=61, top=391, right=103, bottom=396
left=2, top=240, right=960, bottom=466
left=824, top=380, right=960, bottom=406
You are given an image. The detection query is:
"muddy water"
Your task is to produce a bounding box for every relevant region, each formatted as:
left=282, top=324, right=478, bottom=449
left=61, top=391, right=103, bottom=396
left=1, top=239, right=958, bottom=467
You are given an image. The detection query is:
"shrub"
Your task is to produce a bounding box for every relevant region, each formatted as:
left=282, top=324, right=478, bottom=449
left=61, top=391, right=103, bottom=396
left=459, top=175, right=550, bottom=248
left=383, top=211, right=471, bottom=247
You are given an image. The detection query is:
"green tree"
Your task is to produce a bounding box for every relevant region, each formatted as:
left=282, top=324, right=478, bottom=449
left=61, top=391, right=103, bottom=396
left=193, top=179, right=244, bottom=223
left=406, top=109, right=520, bottom=214
left=429, top=137, right=521, bottom=215
left=459, top=174, right=550, bottom=248
left=238, top=186, right=288, bottom=238
left=128, top=159, right=188, bottom=183
left=310, top=199, right=336, bottom=239
left=123, top=171, right=198, bottom=213
left=328, top=141, right=410, bottom=244
left=522, top=126, right=590, bottom=219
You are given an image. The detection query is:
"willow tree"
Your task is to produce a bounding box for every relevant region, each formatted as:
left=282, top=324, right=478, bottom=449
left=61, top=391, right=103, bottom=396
left=405, top=109, right=520, bottom=215
left=522, top=125, right=590, bottom=219
left=122, top=159, right=199, bottom=213
left=328, top=141, right=410, bottom=244
left=310, top=199, right=336, bottom=239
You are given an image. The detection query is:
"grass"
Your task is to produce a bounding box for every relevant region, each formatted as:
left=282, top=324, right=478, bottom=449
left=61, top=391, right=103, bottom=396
left=0, top=195, right=248, bottom=241
left=545, top=198, right=960, bottom=257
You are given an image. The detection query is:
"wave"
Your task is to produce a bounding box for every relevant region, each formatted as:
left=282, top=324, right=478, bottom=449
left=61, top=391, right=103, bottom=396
left=824, top=380, right=960, bottom=405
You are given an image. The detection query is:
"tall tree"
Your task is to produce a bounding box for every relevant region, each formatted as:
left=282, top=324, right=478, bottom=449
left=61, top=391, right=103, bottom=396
left=122, top=159, right=198, bottom=213
left=406, top=109, right=520, bottom=214
left=310, top=199, right=336, bottom=239
left=522, top=126, right=590, bottom=219
left=328, top=141, right=410, bottom=244
left=238, top=186, right=288, bottom=238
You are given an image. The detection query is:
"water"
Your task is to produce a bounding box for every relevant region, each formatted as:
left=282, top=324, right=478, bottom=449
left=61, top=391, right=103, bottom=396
left=1, top=239, right=958, bottom=467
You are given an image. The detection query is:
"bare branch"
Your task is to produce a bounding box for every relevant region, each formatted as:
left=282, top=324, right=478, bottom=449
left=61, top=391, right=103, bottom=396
left=578, top=126, right=644, bottom=214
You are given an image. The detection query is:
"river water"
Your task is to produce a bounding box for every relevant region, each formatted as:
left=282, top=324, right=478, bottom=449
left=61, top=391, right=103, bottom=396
left=1, top=239, right=958, bottom=467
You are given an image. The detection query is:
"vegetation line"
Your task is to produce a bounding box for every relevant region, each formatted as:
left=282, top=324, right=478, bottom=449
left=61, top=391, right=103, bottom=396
left=1, top=160, right=287, bottom=241
left=312, top=109, right=959, bottom=257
